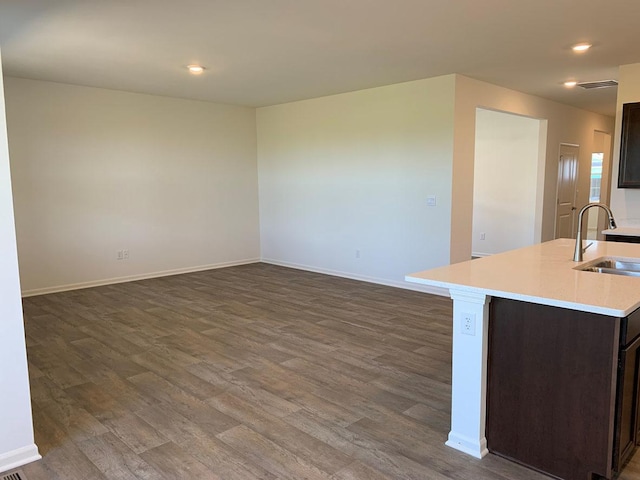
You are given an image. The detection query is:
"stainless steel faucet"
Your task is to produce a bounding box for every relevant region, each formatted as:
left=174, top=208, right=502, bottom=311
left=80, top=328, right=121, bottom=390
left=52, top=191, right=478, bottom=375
left=573, top=203, right=617, bottom=261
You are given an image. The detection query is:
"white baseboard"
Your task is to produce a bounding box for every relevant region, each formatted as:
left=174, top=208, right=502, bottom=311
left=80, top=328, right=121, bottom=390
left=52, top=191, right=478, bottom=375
left=22, top=257, right=450, bottom=298
left=0, top=444, right=41, bottom=473
left=21, top=258, right=261, bottom=297
left=471, top=251, right=492, bottom=258
left=260, top=258, right=449, bottom=297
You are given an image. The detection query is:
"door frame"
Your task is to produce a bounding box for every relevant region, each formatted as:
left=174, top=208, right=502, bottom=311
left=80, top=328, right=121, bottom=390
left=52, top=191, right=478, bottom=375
left=593, top=130, right=613, bottom=240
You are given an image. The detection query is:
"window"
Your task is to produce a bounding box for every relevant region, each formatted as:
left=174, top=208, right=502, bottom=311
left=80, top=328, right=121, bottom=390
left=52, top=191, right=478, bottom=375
left=590, top=153, right=603, bottom=202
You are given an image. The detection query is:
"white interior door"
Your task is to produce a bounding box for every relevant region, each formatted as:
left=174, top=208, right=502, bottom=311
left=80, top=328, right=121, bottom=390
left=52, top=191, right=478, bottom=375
left=555, top=144, right=579, bottom=239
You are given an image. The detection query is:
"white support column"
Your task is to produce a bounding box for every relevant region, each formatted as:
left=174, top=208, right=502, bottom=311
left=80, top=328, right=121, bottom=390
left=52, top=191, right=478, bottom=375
left=445, top=289, right=491, bottom=459
left=0, top=48, right=40, bottom=473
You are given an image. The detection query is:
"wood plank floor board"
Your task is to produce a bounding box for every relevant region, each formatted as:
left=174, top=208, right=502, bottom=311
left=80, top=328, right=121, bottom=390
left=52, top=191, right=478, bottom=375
left=186, top=351, right=249, bottom=381
left=370, top=373, right=451, bottom=411
left=126, top=371, right=238, bottom=435
left=198, top=329, right=298, bottom=366
left=270, top=342, right=382, bottom=384
left=346, top=416, right=520, bottom=480
left=209, top=391, right=353, bottom=474
left=216, top=424, right=334, bottom=480
left=76, top=321, right=152, bottom=358
left=283, top=408, right=453, bottom=480
left=183, top=365, right=246, bottom=392
left=39, top=441, right=107, bottom=480
left=100, top=413, right=169, bottom=455
left=37, top=397, right=109, bottom=444
left=25, top=313, right=91, bottom=344
left=31, top=401, right=74, bottom=455
left=20, top=262, right=637, bottom=479
left=64, top=381, right=137, bottom=422
left=70, top=338, right=149, bottom=380
left=233, top=366, right=365, bottom=428
left=277, top=358, right=420, bottom=418
left=41, top=364, right=88, bottom=391
left=223, top=383, right=303, bottom=418
left=29, top=338, right=119, bottom=387
left=267, top=328, right=345, bottom=357
left=129, top=350, right=221, bottom=400
left=5, top=461, right=61, bottom=480
left=94, top=372, right=163, bottom=413
left=279, top=356, right=380, bottom=393
left=138, top=441, right=220, bottom=480
left=127, top=390, right=278, bottom=480
left=30, top=378, right=109, bottom=448
left=76, top=432, right=165, bottom=480
left=330, top=460, right=395, bottom=480
left=133, top=402, right=230, bottom=449
left=316, top=318, right=428, bottom=353
left=403, top=402, right=451, bottom=432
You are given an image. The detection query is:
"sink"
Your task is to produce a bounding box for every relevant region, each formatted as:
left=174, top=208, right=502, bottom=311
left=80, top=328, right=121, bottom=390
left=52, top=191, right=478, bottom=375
left=576, top=257, right=640, bottom=277
left=590, top=259, right=640, bottom=272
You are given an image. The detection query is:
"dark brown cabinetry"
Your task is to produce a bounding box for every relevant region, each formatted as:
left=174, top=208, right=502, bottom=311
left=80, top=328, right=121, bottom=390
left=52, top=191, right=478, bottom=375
left=605, top=234, right=640, bottom=243
left=613, top=310, right=640, bottom=471
left=487, top=298, right=640, bottom=480
left=619, top=102, right=640, bottom=188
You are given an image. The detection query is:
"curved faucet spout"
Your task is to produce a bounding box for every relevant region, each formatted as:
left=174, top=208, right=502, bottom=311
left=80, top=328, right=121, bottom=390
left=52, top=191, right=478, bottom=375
left=573, top=203, right=617, bottom=262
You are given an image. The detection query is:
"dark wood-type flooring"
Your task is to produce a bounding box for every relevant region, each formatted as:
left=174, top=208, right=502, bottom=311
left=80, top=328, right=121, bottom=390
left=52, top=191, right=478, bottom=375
left=13, top=263, right=640, bottom=479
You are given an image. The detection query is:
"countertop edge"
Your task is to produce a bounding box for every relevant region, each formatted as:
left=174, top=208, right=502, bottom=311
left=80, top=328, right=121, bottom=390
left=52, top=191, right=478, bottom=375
left=602, top=228, right=640, bottom=236
left=405, top=275, right=634, bottom=317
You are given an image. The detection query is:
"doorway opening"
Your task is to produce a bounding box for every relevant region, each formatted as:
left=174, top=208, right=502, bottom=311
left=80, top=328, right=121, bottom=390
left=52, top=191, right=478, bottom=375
left=472, top=108, right=546, bottom=257
left=586, top=131, right=613, bottom=240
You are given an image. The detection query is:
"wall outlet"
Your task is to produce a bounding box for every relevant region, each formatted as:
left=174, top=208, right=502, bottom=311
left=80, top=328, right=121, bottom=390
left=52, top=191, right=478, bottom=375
left=116, top=250, right=124, bottom=260
left=123, top=249, right=129, bottom=260
left=480, top=232, right=486, bottom=240
left=355, top=249, right=361, bottom=259
left=426, top=195, right=437, bottom=206
left=461, top=312, right=476, bottom=336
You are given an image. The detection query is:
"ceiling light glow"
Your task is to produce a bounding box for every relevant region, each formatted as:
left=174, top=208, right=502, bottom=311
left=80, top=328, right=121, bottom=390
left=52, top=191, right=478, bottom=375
left=564, top=81, right=577, bottom=88
left=187, top=64, right=205, bottom=75
left=572, top=43, right=592, bottom=53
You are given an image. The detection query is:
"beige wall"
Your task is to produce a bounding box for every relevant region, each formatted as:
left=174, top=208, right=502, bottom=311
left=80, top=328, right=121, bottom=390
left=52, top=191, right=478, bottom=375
left=257, top=76, right=456, bottom=290
left=610, top=63, right=640, bottom=226
left=5, top=78, right=260, bottom=295
left=4, top=73, right=617, bottom=294
left=257, top=73, right=615, bottom=286
left=452, top=75, right=615, bottom=263
left=472, top=109, right=542, bottom=256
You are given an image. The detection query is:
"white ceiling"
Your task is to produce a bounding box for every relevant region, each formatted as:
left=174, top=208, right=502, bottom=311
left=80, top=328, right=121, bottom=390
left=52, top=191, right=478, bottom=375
left=1, top=0, right=639, bottom=116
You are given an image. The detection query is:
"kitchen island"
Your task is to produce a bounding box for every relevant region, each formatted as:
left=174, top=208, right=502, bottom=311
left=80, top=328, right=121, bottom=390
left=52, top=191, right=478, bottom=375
left=603, top=226, right=640, bottom=243
left=406, top=238, right=640, bottom=480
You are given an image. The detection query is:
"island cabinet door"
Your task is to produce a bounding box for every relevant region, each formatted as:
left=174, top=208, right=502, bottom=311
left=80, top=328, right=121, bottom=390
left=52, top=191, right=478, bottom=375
left=486, top=297, right=620, bottom=480
left=614, top=333, right=640, bottom=471
left=638, top=354, right=640, bottom=446
left=637, top=352, right=640, bottom=447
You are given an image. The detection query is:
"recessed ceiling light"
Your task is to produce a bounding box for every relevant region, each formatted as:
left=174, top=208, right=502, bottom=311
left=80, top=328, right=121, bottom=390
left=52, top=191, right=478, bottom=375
left=187, top=64, right=205, bottom=75
left=572, top=43, right=592, bottom=53
left=564, top=81, right=578, bottom=88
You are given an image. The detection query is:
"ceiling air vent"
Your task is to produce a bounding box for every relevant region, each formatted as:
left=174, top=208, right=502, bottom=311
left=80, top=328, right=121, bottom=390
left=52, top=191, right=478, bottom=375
left=577, top=80, right=618, bottom=90
left=1, top=470, right=27, bottom=480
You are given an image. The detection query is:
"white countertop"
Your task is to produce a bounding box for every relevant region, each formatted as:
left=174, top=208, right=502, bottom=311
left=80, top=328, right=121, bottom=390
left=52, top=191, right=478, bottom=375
left=406, top=238, right=640, bottom=317
left=602, top=227, right=640, bottom=237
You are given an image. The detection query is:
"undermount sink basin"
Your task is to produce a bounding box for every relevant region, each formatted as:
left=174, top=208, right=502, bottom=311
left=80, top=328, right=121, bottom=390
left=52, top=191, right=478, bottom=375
left=576, top=257, right=640, bottom=277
